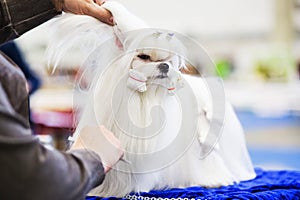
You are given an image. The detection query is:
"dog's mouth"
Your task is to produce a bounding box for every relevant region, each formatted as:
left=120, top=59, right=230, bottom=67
left=155, top=73, right=168, bottom=79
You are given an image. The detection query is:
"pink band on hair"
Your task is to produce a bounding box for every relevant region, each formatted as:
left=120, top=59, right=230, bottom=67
left=129, top=75, right=146, bottom=83
left=168, top=87, right=175, bottom=91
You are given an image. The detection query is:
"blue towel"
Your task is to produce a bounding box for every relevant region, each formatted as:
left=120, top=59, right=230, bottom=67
left=86, top=168, right=300, bottom=200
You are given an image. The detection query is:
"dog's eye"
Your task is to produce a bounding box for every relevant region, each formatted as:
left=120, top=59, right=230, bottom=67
left=137, top=54, right=150, bottom=60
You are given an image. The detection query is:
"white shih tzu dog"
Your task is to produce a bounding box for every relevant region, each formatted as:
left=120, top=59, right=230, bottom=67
left=47, top=1, right=256, bottom=197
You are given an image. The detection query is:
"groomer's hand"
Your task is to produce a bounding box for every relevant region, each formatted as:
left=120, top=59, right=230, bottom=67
left=72, top=125, right=124, bottom=173
left=53, top=0, right=114, bottom=25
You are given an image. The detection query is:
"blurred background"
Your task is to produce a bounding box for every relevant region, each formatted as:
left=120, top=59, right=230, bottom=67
left=7, top=0, right=300, bottom=170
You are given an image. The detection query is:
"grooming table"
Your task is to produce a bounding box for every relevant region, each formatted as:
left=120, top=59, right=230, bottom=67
left=86, top=168, right=300, bottom=199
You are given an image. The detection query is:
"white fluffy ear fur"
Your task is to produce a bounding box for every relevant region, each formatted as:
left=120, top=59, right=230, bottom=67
left=46, top=1, right=148, bottom=71
left=102, top=1, right=148, bottom=32
left=46, top=14, right=114, bottom=71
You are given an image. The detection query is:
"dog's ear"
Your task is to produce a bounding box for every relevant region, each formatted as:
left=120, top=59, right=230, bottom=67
left=180, top=63, right=200, bottom=75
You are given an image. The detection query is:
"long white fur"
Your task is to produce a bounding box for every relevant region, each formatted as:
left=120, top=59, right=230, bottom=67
left=47, top=1, right=256, bottom=197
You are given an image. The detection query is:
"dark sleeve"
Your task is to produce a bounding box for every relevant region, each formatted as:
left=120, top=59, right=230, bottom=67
left=0, top=54, right=105, bottom=200
left=0, top=0, right=60, bottom=44
left=0, top=105, right=105, bottom=200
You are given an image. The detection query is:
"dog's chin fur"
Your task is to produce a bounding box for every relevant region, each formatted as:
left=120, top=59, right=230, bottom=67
left=47, top=1, right=256, bottom=197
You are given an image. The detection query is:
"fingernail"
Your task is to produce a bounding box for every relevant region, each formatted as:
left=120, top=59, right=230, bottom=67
left=109, top=17, right=114, bottom=24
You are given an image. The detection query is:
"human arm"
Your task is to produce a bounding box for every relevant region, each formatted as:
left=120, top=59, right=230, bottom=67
left=0, top=0, right=113, bottom=44
left=0, top=105, right=106, bottom=200
left=0, top=0, right=59, bottom=44
left=52, top=0, right=114, bottom=25
left=0, top=54, right=105, bottom=200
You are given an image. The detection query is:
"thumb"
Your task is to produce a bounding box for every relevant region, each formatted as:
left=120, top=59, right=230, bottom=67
left=87, top=4, right=114, bottom=25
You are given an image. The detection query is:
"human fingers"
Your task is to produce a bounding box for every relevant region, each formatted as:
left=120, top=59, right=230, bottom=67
left=71, top=126, right=124, bottom=173
left=97, top=125, right=124, bottom=173
left=60, top=0, right=114, bottom=25
left=99, top=125, right=123, bottom=153
left=94, top=0, right=106, bottom=6
left=85, top=3, right=114, bottom=25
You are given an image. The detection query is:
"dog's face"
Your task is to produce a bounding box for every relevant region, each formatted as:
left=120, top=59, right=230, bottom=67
left=131, top=48, right=183, bottom=79
left=127, top=48, right=185, bottom=94
left=126, top=32, right=186, bottom=94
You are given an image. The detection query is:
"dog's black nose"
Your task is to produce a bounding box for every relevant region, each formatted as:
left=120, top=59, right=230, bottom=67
left=158, top=63, right=169, bottom=73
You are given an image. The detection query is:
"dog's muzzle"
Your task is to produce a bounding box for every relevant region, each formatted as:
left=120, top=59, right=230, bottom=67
left=127, top=68, right=184, bottom=95
left=156, top=63, right=169, bottom=79
left=158, top=63, right=169, bottom=73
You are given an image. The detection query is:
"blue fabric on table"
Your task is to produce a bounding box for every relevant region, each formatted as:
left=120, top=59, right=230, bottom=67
left=86, top=168, right=300, bottom=200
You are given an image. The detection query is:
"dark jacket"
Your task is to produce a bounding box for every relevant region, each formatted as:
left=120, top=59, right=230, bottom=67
left=0, top=1, right=105, bottom=199
left=0, top=53, right=105, bottom=199
left=0, top=0, right=59, bottom=44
